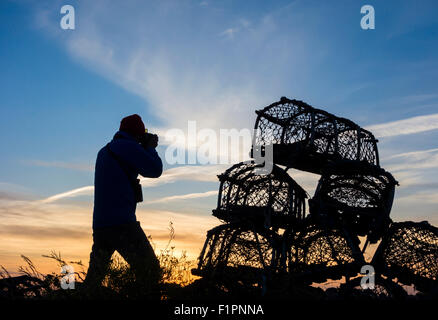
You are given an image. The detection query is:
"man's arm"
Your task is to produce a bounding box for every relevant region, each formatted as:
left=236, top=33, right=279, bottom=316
left=111, top=139, right=163, bottom=178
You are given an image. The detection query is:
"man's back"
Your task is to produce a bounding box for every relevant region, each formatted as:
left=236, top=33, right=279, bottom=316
left=93, top=130, right=162, bottom=229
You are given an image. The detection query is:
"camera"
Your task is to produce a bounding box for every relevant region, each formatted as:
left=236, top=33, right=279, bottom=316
left=140, top=129, right=158, bottom=149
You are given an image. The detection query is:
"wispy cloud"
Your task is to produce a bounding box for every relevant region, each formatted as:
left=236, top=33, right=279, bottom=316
left=0, top=191, right=33, bottom=202
left=37, top=165, right=224, bottom=204
left=397, top=191, right=438, bottom=204
left=0, top=224, right=90, bottom=240
left=141, top=164, right=224, bottom=185
left=366, top=113, right=438, bottom=138
left=0, top=204, right=218, bottom=273
left=25, top=160, right=94, bottom=172
left=39, top=186, right=94, bottom=204
left=32, top=0, right=318, bottom=135
left=220, top=28, right=238, bottom=39
left=145, top=190, right=218, bottom=204
left=383, top=147, right=438, bottom=173
left=385, top=147, right=438, bottom=160
left=136, top=208, right=218, bottom=255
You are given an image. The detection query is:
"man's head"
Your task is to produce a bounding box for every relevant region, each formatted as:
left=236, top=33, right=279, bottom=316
left=119, top=114, right=145, bottom=140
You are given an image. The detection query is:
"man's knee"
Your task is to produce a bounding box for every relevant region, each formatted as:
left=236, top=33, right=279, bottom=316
left=85, top=242, right=113, bottom=284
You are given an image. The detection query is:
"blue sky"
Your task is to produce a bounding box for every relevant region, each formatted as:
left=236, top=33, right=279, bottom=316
left=1, top=0, right=438, bottom=272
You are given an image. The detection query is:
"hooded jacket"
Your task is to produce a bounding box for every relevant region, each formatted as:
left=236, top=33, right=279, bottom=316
left=93, top=130, right=162, bottom=229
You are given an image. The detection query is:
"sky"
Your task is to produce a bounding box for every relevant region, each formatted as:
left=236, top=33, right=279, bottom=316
left=0, top=0, right=438, bottom=274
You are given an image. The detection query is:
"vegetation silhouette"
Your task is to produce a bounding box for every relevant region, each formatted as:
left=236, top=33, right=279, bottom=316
left=0, top=222, right=199, bottom=300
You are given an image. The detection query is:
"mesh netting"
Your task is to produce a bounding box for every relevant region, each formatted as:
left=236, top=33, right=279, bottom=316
left=373, top=221, right=438, bottom=292
left=310, top=166, right=397, bottom=242
left=191, top=97, right=437, bottom=297
left=192, top=223, right=284, bottom=290
left=253, top=97, right=379, bottom=174
left=285, top=221, right=364, bottom=283
left=213, top=161, right=307, bottom=229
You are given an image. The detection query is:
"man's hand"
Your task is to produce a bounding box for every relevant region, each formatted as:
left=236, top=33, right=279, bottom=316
left=141, top=132, right=158, bottom=149
left=148, top=134, right=158, bottom=148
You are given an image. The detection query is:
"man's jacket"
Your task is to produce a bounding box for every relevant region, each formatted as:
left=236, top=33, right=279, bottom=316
left=93, top=130, right=163, bottom=229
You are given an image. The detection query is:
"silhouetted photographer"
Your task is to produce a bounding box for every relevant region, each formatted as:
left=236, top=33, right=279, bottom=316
left=83, top=114, right=162, bottom=298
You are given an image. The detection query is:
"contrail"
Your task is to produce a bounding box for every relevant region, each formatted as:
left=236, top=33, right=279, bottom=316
left=366, top=113, right=438, bottom=138
left=39, top=186, right=94, bottom=204
left=38, top=165, right=224, bottom=204
left=144, top=190, right=218, bottom=204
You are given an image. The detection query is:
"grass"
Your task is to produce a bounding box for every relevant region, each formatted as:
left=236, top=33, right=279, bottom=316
left=153, top=222, right=199, bottom=287
left=0, top=222, right=199, bottom=300
left=1, top=222, right=435, bottom=300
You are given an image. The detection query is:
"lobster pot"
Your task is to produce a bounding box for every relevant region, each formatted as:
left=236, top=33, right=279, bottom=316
left=253, top=97, right=379, bottom=174
left=192, top=223, right=284, bottom=290
left=213, top=162, right=307, bottom=229
left=286, top=223, right=364, bottom=284
left=309, top=167, right=397, bottom=243
left=373, top=221, right=438, bottom=293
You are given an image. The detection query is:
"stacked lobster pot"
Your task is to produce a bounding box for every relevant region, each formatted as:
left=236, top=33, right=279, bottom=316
left=192, top=161, right=308, bottom=292
left=193, top=97, right=438, bottom=296
left=253, top=97, right=398, bottom=284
